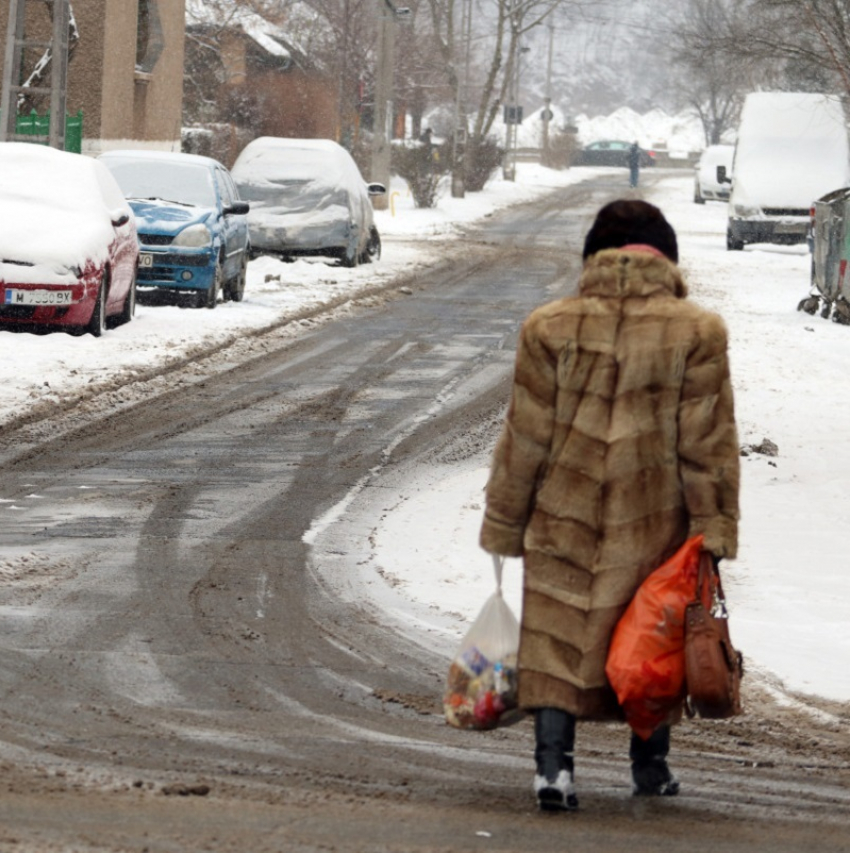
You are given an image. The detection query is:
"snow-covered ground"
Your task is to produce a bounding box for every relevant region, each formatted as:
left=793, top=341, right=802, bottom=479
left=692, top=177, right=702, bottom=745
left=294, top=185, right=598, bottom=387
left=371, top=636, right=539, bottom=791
left=489, top=104, right=707, bottom=158
left=3, top=161, right=847, bottom=709
left=574, top=106, right=710, bottom=154
left=366, top=172, right=850, bottom=709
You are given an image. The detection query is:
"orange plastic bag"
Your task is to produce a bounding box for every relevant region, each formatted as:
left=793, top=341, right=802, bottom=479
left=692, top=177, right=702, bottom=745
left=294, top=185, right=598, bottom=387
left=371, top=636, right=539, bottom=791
left=605, top=535, right=708, bottom=739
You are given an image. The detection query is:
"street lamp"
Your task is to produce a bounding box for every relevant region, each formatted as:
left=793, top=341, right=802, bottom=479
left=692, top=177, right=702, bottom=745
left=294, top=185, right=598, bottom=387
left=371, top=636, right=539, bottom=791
left=370, top=0, right=409, bottom=211
left=503, top=44, right=530, bottom=182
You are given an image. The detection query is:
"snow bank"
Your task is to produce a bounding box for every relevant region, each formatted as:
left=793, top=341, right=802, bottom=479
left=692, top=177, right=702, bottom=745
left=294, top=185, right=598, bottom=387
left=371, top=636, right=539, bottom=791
left=575, top=107, right=707, bottom=155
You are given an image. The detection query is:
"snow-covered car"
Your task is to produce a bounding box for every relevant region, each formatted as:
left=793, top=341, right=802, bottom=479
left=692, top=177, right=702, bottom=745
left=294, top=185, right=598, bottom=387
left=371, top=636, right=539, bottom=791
left=0, top=143, right=138, bottom=336
left=230, top=138, right=385, bottom=267
left=574, top=140, right=656, bottom=168
left=99, top=151, right=251, bottom=308
left=694, top=144, right=734, bottom=204
left=724, top=92, right=850, bottom=250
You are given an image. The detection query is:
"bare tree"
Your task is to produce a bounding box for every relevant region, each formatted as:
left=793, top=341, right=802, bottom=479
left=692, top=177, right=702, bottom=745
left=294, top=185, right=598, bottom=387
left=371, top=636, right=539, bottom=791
left=427, top=0, right=597, bottom=189
left=670, top=0, right=753, bottom=145
left=292, top=0, right=380, bottom=145
left=710, top=0, right=850, bottom=98
left=392, top=0, right=452, bottom=140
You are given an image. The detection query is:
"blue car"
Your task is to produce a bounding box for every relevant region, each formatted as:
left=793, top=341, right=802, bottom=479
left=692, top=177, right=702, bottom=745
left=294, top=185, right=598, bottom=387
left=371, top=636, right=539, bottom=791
left=99, top=150, right=250, bottom=308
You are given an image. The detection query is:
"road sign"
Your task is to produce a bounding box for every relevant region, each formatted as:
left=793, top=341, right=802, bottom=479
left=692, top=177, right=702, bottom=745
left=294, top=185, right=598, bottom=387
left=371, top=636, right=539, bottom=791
left=503, top=105, right=524, bottom=125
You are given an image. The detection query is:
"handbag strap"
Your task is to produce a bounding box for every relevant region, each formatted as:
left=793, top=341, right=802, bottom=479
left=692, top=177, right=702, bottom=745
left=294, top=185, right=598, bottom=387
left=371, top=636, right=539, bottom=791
left=697, top=551, right=729, bottom=617
left=492, top=554, right=505, bottom=593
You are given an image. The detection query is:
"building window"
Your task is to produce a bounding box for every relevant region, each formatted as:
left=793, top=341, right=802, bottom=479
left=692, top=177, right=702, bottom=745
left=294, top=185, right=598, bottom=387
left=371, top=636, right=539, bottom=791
left=136, top=0, right=164, bottom=74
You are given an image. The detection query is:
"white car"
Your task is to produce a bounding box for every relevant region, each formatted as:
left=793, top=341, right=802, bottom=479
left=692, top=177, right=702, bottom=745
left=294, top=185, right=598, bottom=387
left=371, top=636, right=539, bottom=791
left=231, top=138, right=385, bottom=268
left=694, top=145, right=734, bottom=204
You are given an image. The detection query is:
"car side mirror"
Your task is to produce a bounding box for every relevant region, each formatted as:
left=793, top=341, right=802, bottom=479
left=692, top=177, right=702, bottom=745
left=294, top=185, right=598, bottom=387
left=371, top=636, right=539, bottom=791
left=717, top=165, right=732, bottom=185
left=367, top=183, right=386, bottom=196
left=111, top=212, right=130, bottom=227
left=226, top=201, right=250, bottom=215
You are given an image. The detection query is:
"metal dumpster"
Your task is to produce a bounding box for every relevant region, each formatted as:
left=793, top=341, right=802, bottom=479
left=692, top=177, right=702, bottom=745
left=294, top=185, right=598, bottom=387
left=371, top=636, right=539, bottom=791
left=800, top=186, right=850, bottom=322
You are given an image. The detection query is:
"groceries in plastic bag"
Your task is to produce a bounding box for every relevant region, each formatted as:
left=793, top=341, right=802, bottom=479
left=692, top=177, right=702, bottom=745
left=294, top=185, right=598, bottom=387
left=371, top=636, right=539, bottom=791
left=443, top=556, right=524, bottom=730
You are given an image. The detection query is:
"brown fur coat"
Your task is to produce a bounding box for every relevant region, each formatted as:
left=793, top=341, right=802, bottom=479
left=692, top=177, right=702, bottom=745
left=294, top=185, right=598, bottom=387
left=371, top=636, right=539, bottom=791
left=480, top=248, right=740, bottom=719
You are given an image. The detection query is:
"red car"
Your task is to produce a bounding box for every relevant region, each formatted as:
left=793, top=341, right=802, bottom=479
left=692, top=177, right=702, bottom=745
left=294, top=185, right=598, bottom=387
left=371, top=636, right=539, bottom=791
left=0, top=143, right=139, bottom=336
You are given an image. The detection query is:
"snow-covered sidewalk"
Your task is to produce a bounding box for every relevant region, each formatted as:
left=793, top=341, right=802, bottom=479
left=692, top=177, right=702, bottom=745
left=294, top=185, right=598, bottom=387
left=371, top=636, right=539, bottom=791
left=0, top=165, right=590, bottom=427
left=369, top=173, right=850, bottom=707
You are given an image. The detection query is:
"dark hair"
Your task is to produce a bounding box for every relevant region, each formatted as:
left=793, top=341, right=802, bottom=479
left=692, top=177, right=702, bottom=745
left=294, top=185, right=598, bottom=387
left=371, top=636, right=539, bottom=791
left=582, top=199, right=678, bottom=263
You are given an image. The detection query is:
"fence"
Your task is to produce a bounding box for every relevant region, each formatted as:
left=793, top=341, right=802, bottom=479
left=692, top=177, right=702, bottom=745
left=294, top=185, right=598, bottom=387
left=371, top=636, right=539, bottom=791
left=4, top=109, right=83, bottom=152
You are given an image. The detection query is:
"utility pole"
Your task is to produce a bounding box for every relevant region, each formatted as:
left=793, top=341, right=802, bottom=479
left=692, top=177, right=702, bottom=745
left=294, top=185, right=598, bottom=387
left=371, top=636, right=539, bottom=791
left=450, top=0, right=470, bottom=198
left=371, top=0, right=408, bottom=211
left=503, top=42, right=528, bottom=182
left=502, top=47, right=516, bottom=181
left=541, top=22, right=554, bottom=166
left=338, top=0, right=351, bottom=144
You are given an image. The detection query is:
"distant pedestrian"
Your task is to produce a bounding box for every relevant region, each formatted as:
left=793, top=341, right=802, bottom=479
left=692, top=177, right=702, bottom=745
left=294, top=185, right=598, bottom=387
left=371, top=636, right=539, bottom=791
left=627, top=141, right=641, bottom=188
left=479, top=199, right=740, bottom=812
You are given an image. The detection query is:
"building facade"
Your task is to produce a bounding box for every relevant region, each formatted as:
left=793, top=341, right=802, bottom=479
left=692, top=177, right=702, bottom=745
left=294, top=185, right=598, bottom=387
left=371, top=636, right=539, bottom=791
left=0, top=0, right=185, bottom=154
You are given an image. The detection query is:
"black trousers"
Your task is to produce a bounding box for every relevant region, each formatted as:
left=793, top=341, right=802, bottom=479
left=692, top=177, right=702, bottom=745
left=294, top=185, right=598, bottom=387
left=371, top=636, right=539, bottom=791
left=534, top=708, right=670, bottom=780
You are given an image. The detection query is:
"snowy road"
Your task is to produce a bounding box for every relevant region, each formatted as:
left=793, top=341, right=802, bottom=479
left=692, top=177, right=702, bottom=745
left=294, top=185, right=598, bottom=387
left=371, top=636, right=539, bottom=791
left=0, top=170, right=848, bottom=851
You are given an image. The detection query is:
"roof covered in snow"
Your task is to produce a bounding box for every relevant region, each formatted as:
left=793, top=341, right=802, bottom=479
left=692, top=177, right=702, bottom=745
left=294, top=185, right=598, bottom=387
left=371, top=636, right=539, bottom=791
left=185, top=0, right=303, bottom=63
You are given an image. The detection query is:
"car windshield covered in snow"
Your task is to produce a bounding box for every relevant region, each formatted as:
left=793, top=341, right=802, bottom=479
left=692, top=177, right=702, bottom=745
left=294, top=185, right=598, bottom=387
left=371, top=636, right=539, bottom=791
left=104, top=158, right=217, bottom=208
left=233, top=146, right=352, bottom=210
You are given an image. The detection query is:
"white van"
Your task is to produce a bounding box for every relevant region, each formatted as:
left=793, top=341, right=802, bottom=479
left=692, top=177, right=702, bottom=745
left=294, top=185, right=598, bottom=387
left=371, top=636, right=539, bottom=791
left=721, top=92, right=850, bottom=250
left=694, top=144, right=734, bottom=204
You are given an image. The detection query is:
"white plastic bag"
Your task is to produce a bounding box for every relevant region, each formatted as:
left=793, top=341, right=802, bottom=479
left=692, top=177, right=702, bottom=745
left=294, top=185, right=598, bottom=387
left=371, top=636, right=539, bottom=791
left=443, top=556, right=524, bottom=730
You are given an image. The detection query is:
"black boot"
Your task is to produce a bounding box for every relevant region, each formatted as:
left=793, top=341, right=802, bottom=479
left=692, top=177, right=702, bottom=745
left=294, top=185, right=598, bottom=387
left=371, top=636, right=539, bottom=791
left=533, top=708, right=579, bottom=811
left=630, top=725, right=680, bottom=796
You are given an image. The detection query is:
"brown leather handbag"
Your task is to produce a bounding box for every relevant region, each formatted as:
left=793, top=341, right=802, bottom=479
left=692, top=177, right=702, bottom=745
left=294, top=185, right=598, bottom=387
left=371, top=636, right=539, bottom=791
left=684, top=552, right=744, bottom=719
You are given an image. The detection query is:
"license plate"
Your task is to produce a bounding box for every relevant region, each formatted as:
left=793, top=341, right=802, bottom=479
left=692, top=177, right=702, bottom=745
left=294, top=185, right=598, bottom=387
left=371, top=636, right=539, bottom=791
left=4, top=289, right=73, bottom=306
left=775, top=223, right=804, bottom=234
left=139, top=253, right=155, bottom=268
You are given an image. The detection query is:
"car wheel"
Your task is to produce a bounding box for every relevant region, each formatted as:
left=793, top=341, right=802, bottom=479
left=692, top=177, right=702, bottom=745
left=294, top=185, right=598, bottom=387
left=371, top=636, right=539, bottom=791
left=113, top=273, right=136, bottom=327
left=694, top=188, right=705, bottom=205
left=227, top=254, right=248, bottom=303
left=86, top=272, right=108, bottom=337
left=340, top=242, right=359, bottom=268
left=364, top=228, right=382, bottom=263
left=199, top=260, right=222, bottom=309
left=726, top=229, right=744, bottom=251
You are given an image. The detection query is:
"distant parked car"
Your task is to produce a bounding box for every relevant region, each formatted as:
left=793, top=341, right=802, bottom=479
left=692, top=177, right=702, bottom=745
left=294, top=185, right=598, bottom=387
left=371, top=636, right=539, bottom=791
left=0, top=143, right=138, bottom=336
left=230, top=137, right=385, bottom=267
left=694, top=145, right=734, bottom=204
left=574, top=140, right=656, bottom=168
left=99, top=150, right=250, bottom=308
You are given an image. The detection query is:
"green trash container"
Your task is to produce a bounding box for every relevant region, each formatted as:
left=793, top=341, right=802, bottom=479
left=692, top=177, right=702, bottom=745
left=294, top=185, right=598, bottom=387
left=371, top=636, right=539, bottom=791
left=1, top=109, right=83, bottom=153
left=801, top=186, right=850, bottom=323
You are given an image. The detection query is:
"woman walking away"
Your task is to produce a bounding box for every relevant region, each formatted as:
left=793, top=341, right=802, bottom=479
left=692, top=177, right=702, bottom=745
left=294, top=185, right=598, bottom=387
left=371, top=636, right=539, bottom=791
left=479, top=200, right=739, bottom=811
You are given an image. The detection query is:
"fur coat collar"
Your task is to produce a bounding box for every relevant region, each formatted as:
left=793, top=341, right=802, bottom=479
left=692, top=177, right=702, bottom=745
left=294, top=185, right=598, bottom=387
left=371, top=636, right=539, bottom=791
left=579, top=248, right=688, bottom=301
